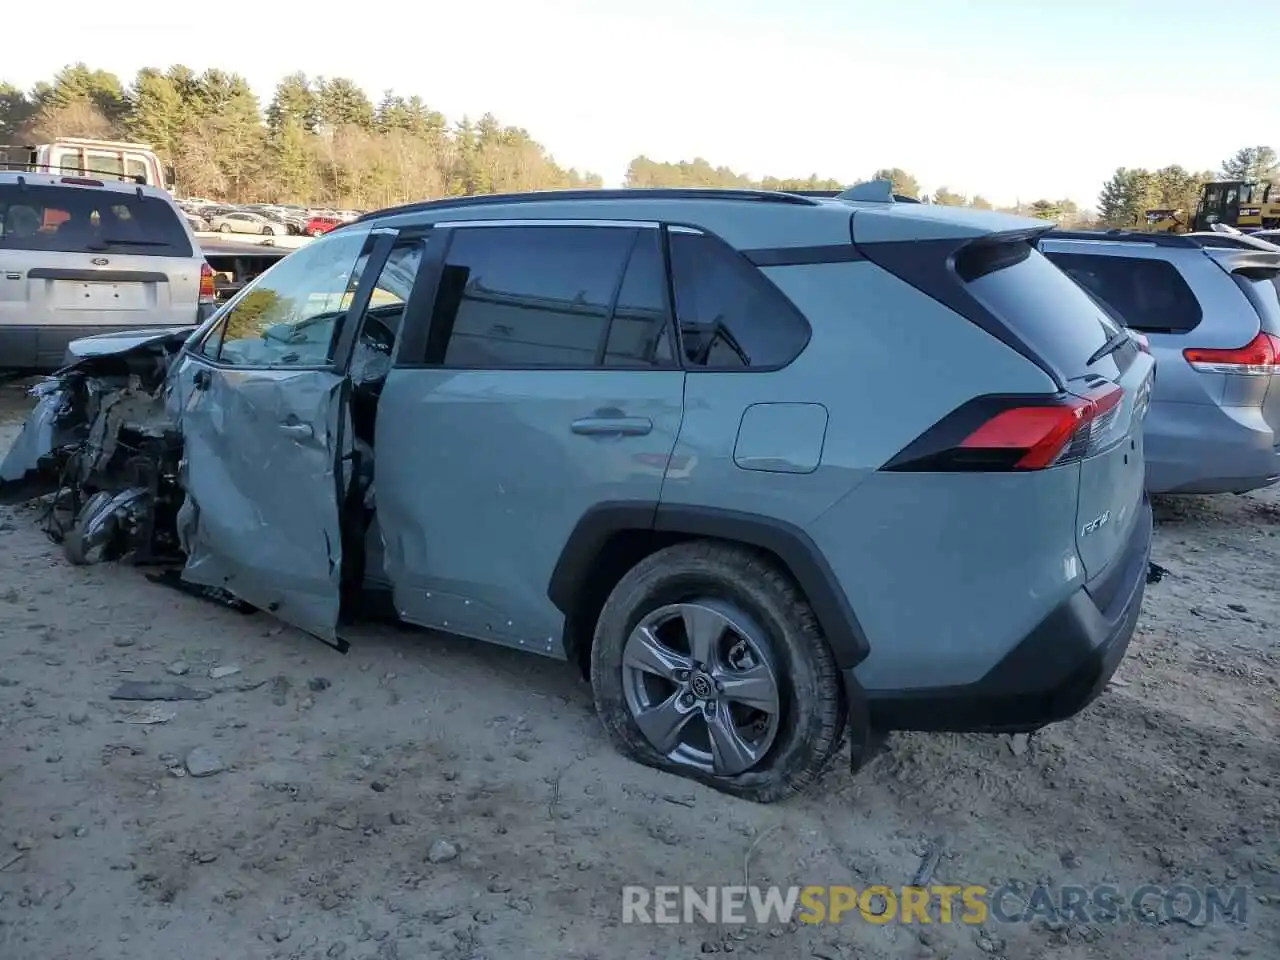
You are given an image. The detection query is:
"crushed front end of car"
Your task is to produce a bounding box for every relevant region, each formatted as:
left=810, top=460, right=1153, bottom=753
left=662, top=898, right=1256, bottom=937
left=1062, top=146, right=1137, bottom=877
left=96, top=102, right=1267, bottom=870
left=0, top=329, right=191, bottom=566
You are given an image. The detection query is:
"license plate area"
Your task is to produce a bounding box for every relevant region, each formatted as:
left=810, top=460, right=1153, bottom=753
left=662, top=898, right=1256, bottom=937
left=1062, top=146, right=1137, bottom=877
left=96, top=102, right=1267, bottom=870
left=53, top=280, right=149, bottom=311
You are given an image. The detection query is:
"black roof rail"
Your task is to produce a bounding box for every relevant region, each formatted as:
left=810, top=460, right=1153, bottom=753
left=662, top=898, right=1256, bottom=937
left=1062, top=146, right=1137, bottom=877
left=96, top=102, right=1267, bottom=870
left=1042, top=228, right=1200, bottom=248
left=355, top=187, right=822, bottom=223
left=0, top=160, right=147, bottom=185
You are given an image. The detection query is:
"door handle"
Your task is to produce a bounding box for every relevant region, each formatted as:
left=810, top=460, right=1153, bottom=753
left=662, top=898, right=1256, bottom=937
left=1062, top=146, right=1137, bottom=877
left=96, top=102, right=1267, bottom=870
left=279, top=422, right=314, bottom=440
left=570, top=417, right=653, bottom=437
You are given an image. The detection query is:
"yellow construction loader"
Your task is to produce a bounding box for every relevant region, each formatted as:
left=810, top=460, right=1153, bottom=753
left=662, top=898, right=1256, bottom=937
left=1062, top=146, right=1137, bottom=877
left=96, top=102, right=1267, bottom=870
left=1141, top=208, right=1186, bottom=232
left=1194, top=180, right=1279, bottom=231
left=1139, top=180, right=1278, bottom=234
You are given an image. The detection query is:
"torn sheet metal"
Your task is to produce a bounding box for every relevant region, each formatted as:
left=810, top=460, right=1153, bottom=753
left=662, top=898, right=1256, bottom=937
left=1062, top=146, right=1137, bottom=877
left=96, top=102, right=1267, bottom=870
left=0, top=382, right=68, bottom=495
left=0, top=330, right=189, bottom=563
left=62, top=326, right=196, bottom=363
left=172, top=359, right=349, bottom=642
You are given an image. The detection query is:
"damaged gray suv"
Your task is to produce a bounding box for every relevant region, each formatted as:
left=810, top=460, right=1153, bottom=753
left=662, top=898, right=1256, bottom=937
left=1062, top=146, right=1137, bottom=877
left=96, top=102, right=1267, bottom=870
left=0, top=185, right=1155, bottom=802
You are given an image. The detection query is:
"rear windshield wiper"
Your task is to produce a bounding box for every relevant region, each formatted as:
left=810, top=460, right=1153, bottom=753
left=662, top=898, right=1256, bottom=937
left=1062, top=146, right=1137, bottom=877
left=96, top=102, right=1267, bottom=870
left=1088, top=329, right=1131, bottom=366
left=85, top=238, right=171, bottom=250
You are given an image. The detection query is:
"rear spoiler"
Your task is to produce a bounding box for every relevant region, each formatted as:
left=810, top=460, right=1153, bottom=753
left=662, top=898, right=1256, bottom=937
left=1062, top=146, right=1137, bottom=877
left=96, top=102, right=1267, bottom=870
left=1186, top=232, right=1280, bottom=254
left=1201, top=247, right=1280, bottom=276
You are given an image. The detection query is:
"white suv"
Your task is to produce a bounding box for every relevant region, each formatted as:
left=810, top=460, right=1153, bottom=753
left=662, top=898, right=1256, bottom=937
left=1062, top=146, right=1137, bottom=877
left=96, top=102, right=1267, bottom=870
left=0, top=172, right=216, bottom=370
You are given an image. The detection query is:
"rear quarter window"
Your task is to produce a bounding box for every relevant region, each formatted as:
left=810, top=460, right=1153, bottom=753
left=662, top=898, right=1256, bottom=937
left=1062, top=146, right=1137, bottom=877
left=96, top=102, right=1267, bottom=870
left=1043, top=251, right=1203, bottom=334
left=668, top=231, right=811, bottom=369
left=0, top=184, right=192, bottom=258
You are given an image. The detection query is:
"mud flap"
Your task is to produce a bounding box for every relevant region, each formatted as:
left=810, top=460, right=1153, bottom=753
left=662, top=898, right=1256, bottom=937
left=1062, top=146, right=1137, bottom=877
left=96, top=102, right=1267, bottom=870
left=173, top=360, right=350, bottom=646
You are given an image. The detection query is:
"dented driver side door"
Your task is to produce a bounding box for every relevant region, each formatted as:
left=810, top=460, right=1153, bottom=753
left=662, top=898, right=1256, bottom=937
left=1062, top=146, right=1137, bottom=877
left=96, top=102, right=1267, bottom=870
left=169, top=227, right=395, bottom=641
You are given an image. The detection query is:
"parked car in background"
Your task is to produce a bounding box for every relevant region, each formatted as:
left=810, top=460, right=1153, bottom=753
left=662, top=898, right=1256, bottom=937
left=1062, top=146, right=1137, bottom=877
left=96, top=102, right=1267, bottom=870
left=304, top=215, right=343, bottom=236
left=1, top=185, right=1154, bottom=801
left=209, top=211, right=287, bottom=237
left=0, top=171, right=216, bottom=369
left=194, top=204, right=237, bottom=222
left=185, top=212, right=211, bottom=233
left=1042, top=229, right=1280, bottom=494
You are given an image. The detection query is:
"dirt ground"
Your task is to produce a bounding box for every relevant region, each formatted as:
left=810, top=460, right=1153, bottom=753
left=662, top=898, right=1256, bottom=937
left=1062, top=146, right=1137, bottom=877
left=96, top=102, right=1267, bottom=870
left=0, top=379, right=1276, bottom=960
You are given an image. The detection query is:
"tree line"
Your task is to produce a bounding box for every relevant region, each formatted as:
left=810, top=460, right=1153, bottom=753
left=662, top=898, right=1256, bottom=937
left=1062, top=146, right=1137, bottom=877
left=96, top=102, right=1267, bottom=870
left=0, top=64, right=603, bottom=208
left=1, top=64, right=1275, bottom=225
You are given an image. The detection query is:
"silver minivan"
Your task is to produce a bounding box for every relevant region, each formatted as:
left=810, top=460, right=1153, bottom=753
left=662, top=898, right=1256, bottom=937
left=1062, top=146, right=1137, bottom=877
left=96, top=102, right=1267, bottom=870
left=1042, top=230, right=1280, bottom=494
left=0, top=172, right=216, bottom=370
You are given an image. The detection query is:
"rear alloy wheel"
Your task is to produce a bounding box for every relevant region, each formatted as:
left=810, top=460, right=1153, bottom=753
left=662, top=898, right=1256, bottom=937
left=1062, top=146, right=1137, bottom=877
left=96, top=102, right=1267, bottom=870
left=591, top=541, right=846, bottom=802
left=218, top=223, right=231, bottom=233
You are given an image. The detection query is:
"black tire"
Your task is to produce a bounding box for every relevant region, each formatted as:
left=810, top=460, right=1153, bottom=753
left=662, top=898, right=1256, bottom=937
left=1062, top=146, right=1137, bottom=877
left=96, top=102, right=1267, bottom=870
left=590, top=540, right=847, bottom=803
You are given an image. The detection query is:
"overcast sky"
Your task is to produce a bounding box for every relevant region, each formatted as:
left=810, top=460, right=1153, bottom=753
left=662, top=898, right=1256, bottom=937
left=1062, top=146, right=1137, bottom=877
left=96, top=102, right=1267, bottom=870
left=7, top=0, right=1278, bottom=207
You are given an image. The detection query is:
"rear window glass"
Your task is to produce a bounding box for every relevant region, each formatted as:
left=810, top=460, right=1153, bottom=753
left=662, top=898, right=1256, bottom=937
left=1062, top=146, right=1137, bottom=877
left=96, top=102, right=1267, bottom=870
left=1043, top=251, right=1203, bottom=334
left=0, top=184, right=191, bottom=257
left=962, top=243, right=1113, bottom=372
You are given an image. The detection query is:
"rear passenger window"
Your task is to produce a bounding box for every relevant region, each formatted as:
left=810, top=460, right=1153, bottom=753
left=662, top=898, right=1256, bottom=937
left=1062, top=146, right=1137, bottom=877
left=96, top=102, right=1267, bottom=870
left=1044, top=252, right=1203, bottom=334
left=668, top=231, right=810, bottom=369
left=604, top=230, right=676, bottom=367
left=426, top=225, right=633, bottom=368
left=0, top=184, right=191, bottom=257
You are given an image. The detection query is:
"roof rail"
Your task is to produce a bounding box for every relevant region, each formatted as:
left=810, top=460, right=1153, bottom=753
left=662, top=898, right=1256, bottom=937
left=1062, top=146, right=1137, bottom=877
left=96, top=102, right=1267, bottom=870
left=355, top=187, right=822, bottom=223
left=1043, top=228, right=1201, bottom=248
left=0, top=160, right=147, bottom=185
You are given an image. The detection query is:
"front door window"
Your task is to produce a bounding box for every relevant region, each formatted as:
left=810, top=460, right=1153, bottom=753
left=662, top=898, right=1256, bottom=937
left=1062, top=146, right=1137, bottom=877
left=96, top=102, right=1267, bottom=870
left=198, top=229, right=371, bottom=367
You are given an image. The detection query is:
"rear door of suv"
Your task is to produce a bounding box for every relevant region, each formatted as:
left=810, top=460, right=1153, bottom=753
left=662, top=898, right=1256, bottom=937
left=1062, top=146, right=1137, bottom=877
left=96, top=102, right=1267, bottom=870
left=375, top=220, right=685, bottom=653
left=0, top=178, right=201, bottom=367
left=958, top=241, right=1155, bottom=581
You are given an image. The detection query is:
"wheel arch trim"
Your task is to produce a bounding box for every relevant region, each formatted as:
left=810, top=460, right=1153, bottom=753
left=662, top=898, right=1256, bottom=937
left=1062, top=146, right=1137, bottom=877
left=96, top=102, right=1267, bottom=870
left=547, top=500, right=871, bottom=668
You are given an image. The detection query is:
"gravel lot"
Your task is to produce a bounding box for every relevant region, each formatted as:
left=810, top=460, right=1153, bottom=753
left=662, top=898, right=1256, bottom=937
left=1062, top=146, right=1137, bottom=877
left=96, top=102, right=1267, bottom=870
left=0, top=379, right=1276, bottom=960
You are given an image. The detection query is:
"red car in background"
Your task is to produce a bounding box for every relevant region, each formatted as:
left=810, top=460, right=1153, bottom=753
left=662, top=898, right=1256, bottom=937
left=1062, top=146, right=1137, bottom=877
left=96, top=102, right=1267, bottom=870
left=304, top=215, right=343, bottom=237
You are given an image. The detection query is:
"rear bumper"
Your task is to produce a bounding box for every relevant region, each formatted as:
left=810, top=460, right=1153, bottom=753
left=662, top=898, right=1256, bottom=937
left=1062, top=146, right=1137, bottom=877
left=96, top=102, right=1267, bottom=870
left=1, top=316, right=210, bottom=372
left=1144, top=400, right=1280, bottom=495
left=859, top=495, right=1153, bottom=733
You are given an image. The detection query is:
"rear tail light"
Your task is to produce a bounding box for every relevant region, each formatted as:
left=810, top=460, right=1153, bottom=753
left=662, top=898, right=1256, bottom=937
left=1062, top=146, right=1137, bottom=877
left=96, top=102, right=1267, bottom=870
left=1183, top=331, right=1280, bottom=375
left=885, top=384, right=1126, bottom=472
left=199, top=262, right=217, bottom=305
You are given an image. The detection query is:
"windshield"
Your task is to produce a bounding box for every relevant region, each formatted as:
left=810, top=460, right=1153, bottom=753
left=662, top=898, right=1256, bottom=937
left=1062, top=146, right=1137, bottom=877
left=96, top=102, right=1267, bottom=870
left=1240, top=182, right=1272, bottom=205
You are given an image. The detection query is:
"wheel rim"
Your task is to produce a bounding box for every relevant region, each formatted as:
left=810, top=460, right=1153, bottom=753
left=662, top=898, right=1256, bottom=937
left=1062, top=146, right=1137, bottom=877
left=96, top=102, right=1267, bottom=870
left=621, top=600, right=782, bottom=777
